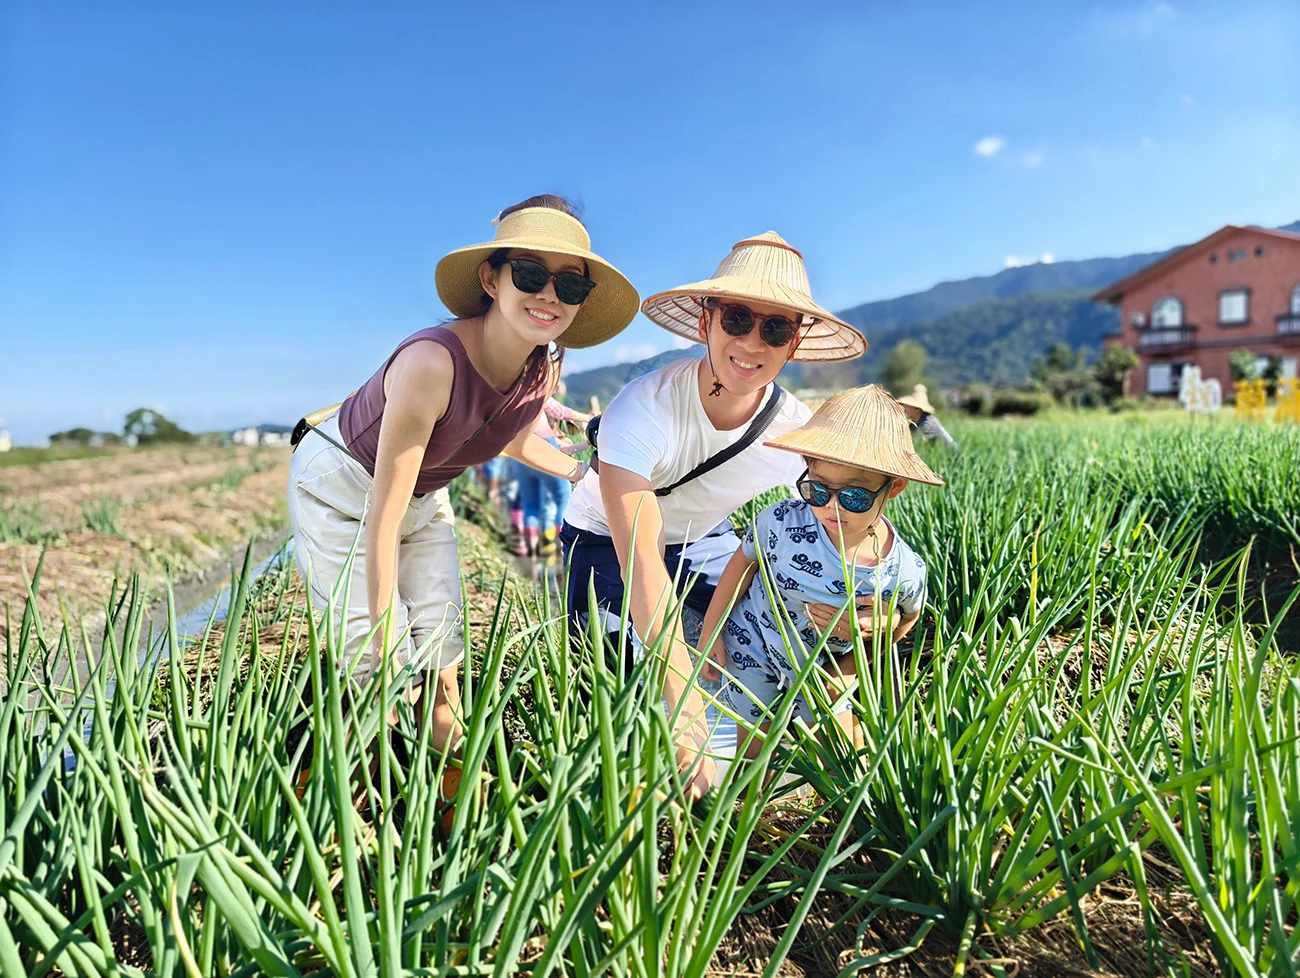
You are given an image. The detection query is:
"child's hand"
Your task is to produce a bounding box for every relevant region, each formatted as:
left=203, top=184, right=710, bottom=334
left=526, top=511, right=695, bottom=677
left=700, top=641, right=726, bottom=683
left=804, top=598, right=900, bottom=642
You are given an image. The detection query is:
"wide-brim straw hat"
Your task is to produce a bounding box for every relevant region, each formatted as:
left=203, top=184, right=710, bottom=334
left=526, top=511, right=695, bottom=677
left=640, top=232, right=866, bottom=362
left=895, top=384, right=936, bottom=415
left=765, top=384, right=944, bottom=486
left=435, top=206, right=640, bottom=350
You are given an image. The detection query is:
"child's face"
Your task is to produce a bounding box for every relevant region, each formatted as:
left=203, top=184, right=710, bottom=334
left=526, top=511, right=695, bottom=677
left=802, top=458, right=907, bottom=541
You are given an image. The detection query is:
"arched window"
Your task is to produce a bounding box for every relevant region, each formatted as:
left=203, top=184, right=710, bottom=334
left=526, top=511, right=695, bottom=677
left=1152, top=296, right=1183, bottom=327
left=1291, top=283, right=1300, bottom=315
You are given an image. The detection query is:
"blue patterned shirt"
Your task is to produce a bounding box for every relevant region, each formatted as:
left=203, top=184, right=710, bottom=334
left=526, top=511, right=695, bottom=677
left=722, top=499, right=928, bottom=680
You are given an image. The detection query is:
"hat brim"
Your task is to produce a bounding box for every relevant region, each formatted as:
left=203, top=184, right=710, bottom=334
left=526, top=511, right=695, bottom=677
left=762, top=429, right=945, bottom=487
left=896, top=394, right=937, bottom=415
left=641, top=276, right=866, bottom=362
left=435, top=238, right=640, bottom=350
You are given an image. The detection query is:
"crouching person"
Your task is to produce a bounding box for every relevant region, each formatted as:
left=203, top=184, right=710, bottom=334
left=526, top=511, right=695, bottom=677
left=698, top=385, right=945, bottom=758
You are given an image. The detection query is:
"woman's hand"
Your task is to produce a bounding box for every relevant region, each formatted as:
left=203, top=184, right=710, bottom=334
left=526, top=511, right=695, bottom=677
left=804, top=597, right=900, bottom=642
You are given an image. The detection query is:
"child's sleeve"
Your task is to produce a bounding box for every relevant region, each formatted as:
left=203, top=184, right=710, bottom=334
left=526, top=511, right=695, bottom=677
left=740, top=504, right=774, bottom=561
left=896, top=550, right=928, bottom=616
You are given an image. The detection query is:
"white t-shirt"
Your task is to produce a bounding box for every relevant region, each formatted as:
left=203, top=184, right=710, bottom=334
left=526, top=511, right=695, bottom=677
left=564, top=356, right=813, bottom=545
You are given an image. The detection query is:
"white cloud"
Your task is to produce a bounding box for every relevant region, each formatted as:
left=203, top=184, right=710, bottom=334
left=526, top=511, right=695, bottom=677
left=1004, top=252, right=1056, bottom=268
left=672, top=336, right=696, bottom=350
left=974, top=136, right=1006, bottom=158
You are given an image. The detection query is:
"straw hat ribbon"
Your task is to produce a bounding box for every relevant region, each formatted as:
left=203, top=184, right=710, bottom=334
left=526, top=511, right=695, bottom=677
left=640, top=232, right=866, bottom=362
left=895, top=384, right=937, bottom=415
left=435, top=207, right=640, bottom=350
left=765, top=385, right=944, bottom=486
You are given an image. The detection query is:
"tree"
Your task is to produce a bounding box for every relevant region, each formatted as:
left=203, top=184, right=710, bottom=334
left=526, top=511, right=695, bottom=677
left=123, top=408, right=195, bottom=445
left=49, top=427, right=97, bottom=446
left=1228, top=348, right=1259, bottom=382
left=1093, top=345, right=1140, bottom=404
left=880, top=340, right=929, bottom=395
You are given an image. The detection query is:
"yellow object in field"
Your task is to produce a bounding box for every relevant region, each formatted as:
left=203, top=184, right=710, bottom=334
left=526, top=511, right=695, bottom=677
left=1277, top=379, right=1300, bottom=424
left=1234, top=379, right=1268, bottom=421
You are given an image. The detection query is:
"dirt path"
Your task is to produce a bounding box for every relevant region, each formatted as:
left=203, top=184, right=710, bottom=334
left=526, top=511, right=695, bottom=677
left=0, top=445, right=291, bottom=643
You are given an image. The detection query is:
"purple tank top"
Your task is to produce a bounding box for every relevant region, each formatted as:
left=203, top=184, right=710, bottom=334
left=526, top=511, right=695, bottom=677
left=338, top=327, right=549, bottom=495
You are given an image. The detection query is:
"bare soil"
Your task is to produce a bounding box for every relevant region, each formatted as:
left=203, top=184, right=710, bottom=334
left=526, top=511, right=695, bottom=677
left=0, top=444, right=290, bottom=643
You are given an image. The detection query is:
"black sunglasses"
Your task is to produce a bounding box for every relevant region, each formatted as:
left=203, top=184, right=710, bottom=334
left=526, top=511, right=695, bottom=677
left=717, top=303, right=801, bottom=348
left=796, top=468, right=892, bottom=514
left=506, top=258, right=597, bottom=306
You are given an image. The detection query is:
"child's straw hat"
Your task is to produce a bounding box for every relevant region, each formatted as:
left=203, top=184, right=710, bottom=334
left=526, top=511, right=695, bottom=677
left=765, top=385, right=945, bottom=485
left=895, top=384, right=937, bottom=415
left=640, top=232, right=866, bottom=362
left=435, top=207, right=640, bottom=350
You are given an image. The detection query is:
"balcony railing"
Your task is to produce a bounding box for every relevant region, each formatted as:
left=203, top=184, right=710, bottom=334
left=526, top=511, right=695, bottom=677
left=1138, top=326, right=1196, bottom=348
left=1278, top=315, right=1300, bottom=337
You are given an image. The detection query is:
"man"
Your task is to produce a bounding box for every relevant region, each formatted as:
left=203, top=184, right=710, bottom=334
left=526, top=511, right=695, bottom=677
left=560, top=232, right=867, bottom=797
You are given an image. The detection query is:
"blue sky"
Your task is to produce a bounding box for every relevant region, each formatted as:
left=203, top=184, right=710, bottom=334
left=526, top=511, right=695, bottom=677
left=2, top=0, right=1297, bottom=443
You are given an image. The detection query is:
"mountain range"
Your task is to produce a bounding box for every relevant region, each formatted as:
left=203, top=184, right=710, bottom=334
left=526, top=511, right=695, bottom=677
left=565, top=221, right=1299, bottom=402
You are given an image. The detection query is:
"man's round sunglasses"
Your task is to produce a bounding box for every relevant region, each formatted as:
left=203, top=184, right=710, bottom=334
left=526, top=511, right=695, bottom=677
left=507, top=258, right=597, bottom=306
left=717, top=303, right=802, bottom=348
left=796, top=468, right=892, bottom=514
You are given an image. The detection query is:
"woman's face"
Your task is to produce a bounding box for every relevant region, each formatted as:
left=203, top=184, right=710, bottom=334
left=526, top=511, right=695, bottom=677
left=697, top=300, right=803, bottom=395
left=482, top=249, right=586, bottom=345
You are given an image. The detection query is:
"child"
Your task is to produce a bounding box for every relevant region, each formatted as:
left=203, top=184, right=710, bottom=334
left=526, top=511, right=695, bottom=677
left=698, top=385, right=944, bottom=757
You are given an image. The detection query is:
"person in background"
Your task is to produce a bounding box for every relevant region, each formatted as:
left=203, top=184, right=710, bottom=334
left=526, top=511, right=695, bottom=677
left=560, top=231, right=868, bottom=798
left=896, top=384, right=958, bottom=452
left=511, top=391, right=592, bottom=556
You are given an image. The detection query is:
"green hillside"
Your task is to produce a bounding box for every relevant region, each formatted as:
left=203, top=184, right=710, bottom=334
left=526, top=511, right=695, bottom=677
left=787, top=290, right=1119, bottom=390
left=834, top=252, right=1166, bottom=337
left=562, top=348, right=701, bottom=405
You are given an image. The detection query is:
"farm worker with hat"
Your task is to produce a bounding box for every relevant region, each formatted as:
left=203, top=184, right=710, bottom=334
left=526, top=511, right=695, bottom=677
left=288, top=195, right=638, bottom=768
left=895, top=384, right=959, bottom=452
left=698, top=384, right=944, bottom=757
left=560, top=231, right=870, bottom=798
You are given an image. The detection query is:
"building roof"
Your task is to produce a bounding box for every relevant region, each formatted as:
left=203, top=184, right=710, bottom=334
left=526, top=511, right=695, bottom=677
left=1093, top=224, right=1300, bottom=305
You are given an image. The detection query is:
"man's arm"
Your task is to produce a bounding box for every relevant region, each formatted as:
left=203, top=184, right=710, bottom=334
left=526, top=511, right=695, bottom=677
left=599, top=462, right=713, bottom=797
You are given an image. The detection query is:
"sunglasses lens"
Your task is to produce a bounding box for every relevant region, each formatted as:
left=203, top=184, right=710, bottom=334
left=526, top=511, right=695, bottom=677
left=837, top=487, right=873, bottom=513
left=799, top=480, right=832, bottom=508
left=553, top=273, right=596, bottom=306
left=509, top=260, right=550, bottom=294
left=760, top=317, right=798, bottom=347
left=720, top=306, right=755, bottom=336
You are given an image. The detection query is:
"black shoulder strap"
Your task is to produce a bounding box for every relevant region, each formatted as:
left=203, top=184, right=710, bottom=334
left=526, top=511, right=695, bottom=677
left=655, top=385, right=786, bottom=497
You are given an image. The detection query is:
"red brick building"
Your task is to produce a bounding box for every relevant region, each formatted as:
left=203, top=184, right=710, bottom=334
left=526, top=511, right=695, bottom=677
left=1096, top=225, right=1300, bottom=396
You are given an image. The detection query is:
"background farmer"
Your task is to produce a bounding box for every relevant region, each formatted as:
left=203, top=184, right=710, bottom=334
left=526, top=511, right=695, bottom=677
left=560, top=232, right=867, bottom=797
left=288, top=195, right=638, bottom=757
left=896, top=384, right=959, bottom=452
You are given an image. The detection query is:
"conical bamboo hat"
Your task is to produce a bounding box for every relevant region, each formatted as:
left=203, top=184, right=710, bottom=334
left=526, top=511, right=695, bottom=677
left=765, top=384, right=945, bottom=486
left=640, top=232, right=866, bottom=362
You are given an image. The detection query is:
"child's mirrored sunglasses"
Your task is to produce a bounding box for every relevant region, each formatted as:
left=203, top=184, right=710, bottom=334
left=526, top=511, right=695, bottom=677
left=717, top=303, right=801, bottom=348
left=796, top=468, right=892, bottom=514
left=507, top=258, right=597, bottom=305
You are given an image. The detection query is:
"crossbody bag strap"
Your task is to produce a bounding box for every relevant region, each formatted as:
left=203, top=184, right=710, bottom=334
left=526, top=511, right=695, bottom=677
left=654, top=384, right=786, bottom=497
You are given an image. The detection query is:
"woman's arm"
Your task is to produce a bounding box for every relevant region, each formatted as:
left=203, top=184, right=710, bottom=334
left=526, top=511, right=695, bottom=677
left=698, top=546, right=759, bottom=682
left=367, top=343, right=454, bottom=676
left=599, top=462, right=713, bottom=799
left=501, top=419, right=586, bottom=481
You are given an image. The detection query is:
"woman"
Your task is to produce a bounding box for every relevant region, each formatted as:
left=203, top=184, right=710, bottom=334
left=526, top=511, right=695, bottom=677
left=289, top=195, right=638, bottom=755
left=560, top=231, right=870, bottom=797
